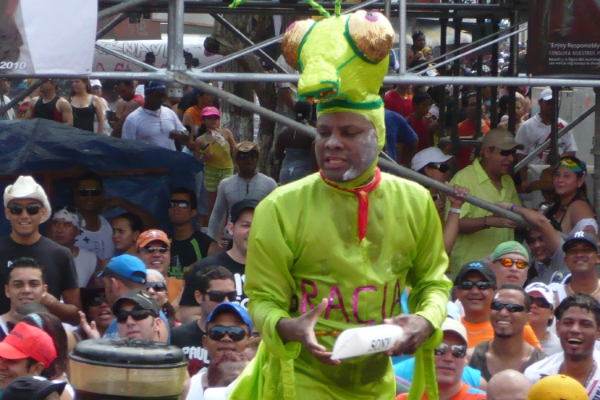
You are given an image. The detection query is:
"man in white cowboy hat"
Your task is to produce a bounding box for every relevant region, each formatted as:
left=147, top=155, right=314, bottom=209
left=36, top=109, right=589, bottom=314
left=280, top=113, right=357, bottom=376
left=0, top=176, right=81, bottom=325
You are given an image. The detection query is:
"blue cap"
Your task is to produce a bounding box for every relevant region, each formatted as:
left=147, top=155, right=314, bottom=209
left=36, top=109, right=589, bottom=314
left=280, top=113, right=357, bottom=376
left=98, top=254, right=147, bottom=284
left=206, top=303, right=252, bottom=332
left=144, top=81, right=166, bottom=93
left=563, top=230, right=598, bottom=253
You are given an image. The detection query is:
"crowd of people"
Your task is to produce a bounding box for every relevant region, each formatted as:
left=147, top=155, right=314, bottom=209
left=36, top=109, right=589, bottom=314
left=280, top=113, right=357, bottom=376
left=0, top=21, right=596, bottom=400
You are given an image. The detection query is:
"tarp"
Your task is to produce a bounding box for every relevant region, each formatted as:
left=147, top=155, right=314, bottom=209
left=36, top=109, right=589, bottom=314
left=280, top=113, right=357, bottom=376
left=0, top=119, right=202, bottom=235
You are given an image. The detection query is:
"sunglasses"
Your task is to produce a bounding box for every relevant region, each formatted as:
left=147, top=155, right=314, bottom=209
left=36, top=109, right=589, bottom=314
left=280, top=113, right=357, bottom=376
left=89, top=296, right=108, bottom=307
left=496, top=148, right=516, bottom=157
left=434, top=342, right=467, bottom=358
left=237, top=152, right=258, bottom=159
left=427, top=163, right=450, bottom=173
left=142, top=246, right=169, bottom=254
left=116, top=308, right=155, bottom=323
left=496, top=258, right=529, bottom=269
left=78, top=189, right=103, bottom=197
left=458, top=280, right=493, bottom=291
left=529, top=296, right=552, bottom=309
left=205, top=290, right=238, bottom=303
left=147, top=282, right=167, bottom=292
left=8, top=203, right=42, bottom=216
left=169, top=200, right=189, bottom=209
left=491, top=301, right=526, bottom=313
left=208, top=325, right=247, bottom=342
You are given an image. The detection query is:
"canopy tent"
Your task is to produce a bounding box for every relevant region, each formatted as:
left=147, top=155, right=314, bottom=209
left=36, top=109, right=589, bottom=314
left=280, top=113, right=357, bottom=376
left=0, top=119, right=202, bottom=236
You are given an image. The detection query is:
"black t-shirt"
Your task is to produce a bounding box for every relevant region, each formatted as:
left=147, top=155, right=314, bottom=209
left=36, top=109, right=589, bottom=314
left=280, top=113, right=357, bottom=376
left=171, top=320, right=209, bottom=376
left=0, top=236, right=79, bottom=314
left=179, top=252, right=246, bottom=308
left=169, top=230, right=215, bottom=279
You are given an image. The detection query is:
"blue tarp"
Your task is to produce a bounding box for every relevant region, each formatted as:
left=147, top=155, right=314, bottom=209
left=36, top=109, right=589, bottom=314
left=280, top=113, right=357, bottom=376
left=0, top=119, right=202, bottom=235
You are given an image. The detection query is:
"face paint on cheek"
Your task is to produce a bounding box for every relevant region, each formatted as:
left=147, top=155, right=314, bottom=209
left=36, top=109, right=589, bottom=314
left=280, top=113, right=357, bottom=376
left=342, top=128, right=379, bottom=182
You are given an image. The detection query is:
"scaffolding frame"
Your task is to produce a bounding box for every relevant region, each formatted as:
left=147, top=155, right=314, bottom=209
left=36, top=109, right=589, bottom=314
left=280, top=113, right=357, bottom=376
left=3, top=0, right=600, bottom=227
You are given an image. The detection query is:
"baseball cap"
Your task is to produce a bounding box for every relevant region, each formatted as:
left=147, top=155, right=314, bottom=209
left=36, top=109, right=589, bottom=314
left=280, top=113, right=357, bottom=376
left=112, top=290, right=160, bottom=317
left=492, top=241, right=529, bottom=262
left=192, top=88, right=205, bottom=97
left=0, top=322, right=57, bottom=368
left=525, top=282, right=555, bottom=308
left=99, top=254, right=147, bottom=284
left=481, top=129, right=525, bottom=151
left=90, top=79, right=102, bottom=87
left=53, top=206, right=86, bottom=229
left=137, top=229, right=170, bottom=250
left=454, top=261, right=497, bottom=287
left=539, top=88, right=553, bottom=102
left=201, top=106, right=221, bottom=118
left=527, top=374, right=587, bottom=400
left=3, top=376, right=66, bottom=400
left=441, top=317, right=468, bottom=346
left=230, top=199, right=258, bottom=224
left=411, top=147, right=453, bottom=172
left=563, top=230, right=599, bottom=253
left=4, top=176, right=52, bottom=223
left=206, top=302, right=252, bottom=332
left=144, top=81, right=166, bottom=93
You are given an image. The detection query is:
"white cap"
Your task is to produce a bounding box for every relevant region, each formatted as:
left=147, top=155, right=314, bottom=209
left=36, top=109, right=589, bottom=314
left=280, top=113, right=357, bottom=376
left=411, top=147, right=454, bottom=172
left=4, top=176, right=51, bottom=223
left=90, top=79, right=102, bottom=87
left=146, top=269, right=167, bottom=284
left=441, top=317, right=468, bottom=345
left=525, top=282, right=555, bottom=308
left=539, top=88, right=553, bottom=102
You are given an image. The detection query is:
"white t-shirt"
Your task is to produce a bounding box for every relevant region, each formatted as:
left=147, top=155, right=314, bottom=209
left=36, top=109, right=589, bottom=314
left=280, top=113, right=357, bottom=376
left=532, top=238, right=566, bottom=285
left=515, top=113, right=578, bottom=165
left=74, top=247, right=98, bottom=287
left=539, top=332, right=562, bottom=357
left=75, top=216, right=115, bottom=261
left=525, top=351, right=600, bottom=399
left=122, top=106, right=185, bottom=151
left=186, top=371, right=207, bottom=400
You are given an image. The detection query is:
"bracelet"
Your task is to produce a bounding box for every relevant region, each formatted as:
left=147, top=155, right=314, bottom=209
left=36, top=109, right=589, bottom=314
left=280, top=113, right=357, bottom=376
left=449, top=208, right=462, bottom=214
left=510, top=204, right=518, bottom=212
left=484, top=216, right=489, bottom=229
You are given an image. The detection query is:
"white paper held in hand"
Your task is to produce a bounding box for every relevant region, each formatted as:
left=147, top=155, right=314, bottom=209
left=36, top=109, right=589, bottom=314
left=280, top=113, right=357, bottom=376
left=330, top=325, right=404, bottom=360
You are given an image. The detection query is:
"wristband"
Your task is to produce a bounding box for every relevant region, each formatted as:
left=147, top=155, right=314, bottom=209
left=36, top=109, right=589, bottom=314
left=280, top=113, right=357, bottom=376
left=510, top=204, right=518, bottom=212
left=484, top=216, right=489, bottom=229
left=449, top=208, right=462, bottom=214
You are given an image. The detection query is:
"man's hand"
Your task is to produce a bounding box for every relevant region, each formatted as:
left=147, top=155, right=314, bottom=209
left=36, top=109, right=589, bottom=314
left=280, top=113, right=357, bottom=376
left=488, top=215, right=518, bottom=229
left=276, top=298, right=340, bottom=365
left=434, top=195, right=446, bottom=214
left=383, top=314, right=433, bottom=356
left=79, top=311, right=101, bottom=339
left=40, top=292, right=58, bottom=307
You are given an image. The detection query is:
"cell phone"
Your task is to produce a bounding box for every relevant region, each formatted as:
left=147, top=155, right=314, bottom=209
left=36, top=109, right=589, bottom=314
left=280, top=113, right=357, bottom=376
left=106, top=110, right=116, bottom=122
left=432, top=194, right=441, bottom=201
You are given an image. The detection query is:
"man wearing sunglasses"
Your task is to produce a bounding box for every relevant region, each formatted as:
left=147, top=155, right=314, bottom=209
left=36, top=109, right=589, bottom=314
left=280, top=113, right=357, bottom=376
left=112, top=290, right=163, bottom=341
left=0, top=176, right=81, bottom=325
left=469, top=284, right=546, bottom=381
left=490, top=241, right=531, bottom=288
left=448, top=130, right=523, bottom=277
left=187, top=302, right=251, bottom=398
left=555, top=231, right=600, bottom=304
left=207, top=142, right=276, bottom=244
left=516, top=88, right=577, bottom=188
left=396, top=318, right=486, bottom=400
left=525, top=282, right=561, bottom=356
left=172, top=266, right=235, bottom=376
left=525, top=293, right=600, bottom=396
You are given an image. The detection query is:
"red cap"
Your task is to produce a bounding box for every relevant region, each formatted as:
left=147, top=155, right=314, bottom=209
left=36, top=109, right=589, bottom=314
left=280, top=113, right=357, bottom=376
left=200, top=106, right=220, bottom=118
left=0, top=323, right=57, bottom=368
left=136, top=229, right=170, bottom=250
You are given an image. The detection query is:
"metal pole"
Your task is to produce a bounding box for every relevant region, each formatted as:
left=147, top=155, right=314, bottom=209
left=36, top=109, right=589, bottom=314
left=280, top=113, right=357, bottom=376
left=490, top=19, right=499, bottom=128
left=197, top=0, right=381, bottom=73
left=96, top=13, right=129, bottom=40
left=593, top=88, right=600, bottom=225
left=90, top=71, right=170, bottom=80
left=0, top=80, right=43, bottom=117
left=210, top=14, right=286, bottom=73
left=514, top=106, right=595, bottom=172
left=167, top=0, right=185, bottom=71
left=175, top=70, right=529, bottom=227
left=384, top=0, right=391, bottom=20
left=399, top=0, right=407, bottom=74
left=98, top=0, right=156, bottom=21
left=415, top=25, right=527, bottom=76
left=549, top=86, right=560, bottom=166
left=450, top=17, right=461, bottom=168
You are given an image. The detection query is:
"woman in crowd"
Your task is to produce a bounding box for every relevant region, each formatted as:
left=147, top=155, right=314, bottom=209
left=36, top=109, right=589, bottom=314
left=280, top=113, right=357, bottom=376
left=194, top=106, right=236, bottom=216
left=75, top=287, right=113, bottom=341
left=147, top=269, right=179, bottom=329
left=545, top=156, right=596, bottom=234
left=69, top=78, right=105, bottom=133
left=406, top=31, right=427, bottom=68
left=497, top=92, right=525, bottom=134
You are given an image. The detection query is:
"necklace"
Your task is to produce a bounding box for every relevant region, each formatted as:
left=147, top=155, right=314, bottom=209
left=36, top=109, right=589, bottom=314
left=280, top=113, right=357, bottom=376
left=142, top=107, right=166, bottom=135
left=568, top=279, right=600, bottom=296
left=238, top=174, right=257, bottom=197
left=465, top=324, right=492, bottom=336
left=560, top=361, right=597, bottom=388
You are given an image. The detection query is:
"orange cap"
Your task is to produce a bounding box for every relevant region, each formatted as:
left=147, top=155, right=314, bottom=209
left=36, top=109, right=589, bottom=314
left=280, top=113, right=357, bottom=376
left=136, top=229, right=170, bottom=250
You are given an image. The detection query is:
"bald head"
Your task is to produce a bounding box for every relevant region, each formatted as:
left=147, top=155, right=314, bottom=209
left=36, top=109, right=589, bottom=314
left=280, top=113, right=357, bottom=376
left=487, top=370, right=532, bottom=400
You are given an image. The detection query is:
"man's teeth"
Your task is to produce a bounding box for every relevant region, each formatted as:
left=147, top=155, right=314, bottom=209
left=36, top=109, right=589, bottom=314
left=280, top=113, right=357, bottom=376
left=568, top=339, right=583, bottom=344
left=497, top=321, right=510, bottom=326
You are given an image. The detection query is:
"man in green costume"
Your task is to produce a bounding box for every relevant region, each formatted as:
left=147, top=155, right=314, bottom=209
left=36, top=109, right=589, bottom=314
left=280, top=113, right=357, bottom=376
left=228, top=6, right=451, bottom=400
